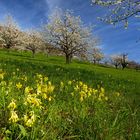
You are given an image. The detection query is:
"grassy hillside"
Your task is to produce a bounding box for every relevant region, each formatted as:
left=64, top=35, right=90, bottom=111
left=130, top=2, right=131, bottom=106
left=0, top=49, right=140, bottom=102
left=0, top=49, right=140, bottom=139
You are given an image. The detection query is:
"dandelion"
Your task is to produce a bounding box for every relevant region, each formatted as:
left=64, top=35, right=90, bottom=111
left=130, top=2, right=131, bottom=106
left=9, top=111, right=19, bottom=123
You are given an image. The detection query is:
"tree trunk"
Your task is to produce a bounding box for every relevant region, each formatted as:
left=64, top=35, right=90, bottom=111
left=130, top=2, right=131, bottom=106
left=93, top=59, right=96, bottom=64
left=115, top=65, right=118, bottom=69
left=32, top=50, right=35, bottom=58
left=66, top=54, right=71, bottom=64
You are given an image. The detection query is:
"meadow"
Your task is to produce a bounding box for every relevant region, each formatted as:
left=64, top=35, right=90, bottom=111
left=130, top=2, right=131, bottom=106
left=0, top=49, right=140, bottom=140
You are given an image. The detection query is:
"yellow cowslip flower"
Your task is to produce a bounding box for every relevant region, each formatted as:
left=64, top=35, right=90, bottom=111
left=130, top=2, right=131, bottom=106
left=88, top=88, right=92, bottom=93
left=44, top=77, right=48, bottom=82
left=0, top=72, right=5, bottom=79
left=24, top=77, right=27, bottom=82
left=100, top=87, right=105, bottom=94
left=68, top=81, right=72, bottom=85
left=24, top=87, right=33, bottom=94
left=24, top=111, right=36, bottom=127
left=115, top=92, right=120, bottom=97
left=60, top=82, right=64, bottom=88
left=36, top=74, right=42, bottom=79
left=37, top=84, right=42, bottom=94
left=79, top=91, right=86, bottom=96
left=41, top=85, right=48, bottom=93
left=99, top=92, right=104, bottom=98
left=42, top=93, right=47, bottom=99
left=16, top=82, right=22, bottom=89
left=9, top=111, right=19, bottom=123
left=47, top=85, right=55, bottom=93
left=74, top=85, right=79, bottom=91
left=79, top=81, right=83, bottom=87
left=21, top=76, right=27, bottom=82
left=92, top=89, right=98, bottom=95
left=0, top=81, right=6, bottom=86
left=23, top=114, right=28, bottom=122
left=25, top=95, right=42, bottom=108
left=71, top=92, right=74, bottom=96
left=87, top=91, right=91, bottom=97
left=24, top=87, right=30, bottom=94
left=48, top=96, right=52, bottom=101
left=80, top=95, right=84, bottom=102
left=32, top=98, right=42, bottom=107
left=13, top=72, right=15, bottom=75
left=98, top=97, right=102, bottom=101
left=105, top=96, right=108, bottom=101
left=8, top=99, right=17, bottom=110
left=82, top=84, right=88, bottom=93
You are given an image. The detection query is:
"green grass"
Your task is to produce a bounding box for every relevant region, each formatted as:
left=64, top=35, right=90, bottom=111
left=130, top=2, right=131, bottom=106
left=0, top=49, right=140, bottom=139
left=0, top=49, right=140, bottom=103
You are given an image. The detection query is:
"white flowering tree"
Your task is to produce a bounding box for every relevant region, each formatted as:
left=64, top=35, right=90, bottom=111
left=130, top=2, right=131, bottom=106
left=23, top=29, right=44, bottom=57
left=111, top=53, right=128, bottom=69
left=92, top=47, right=104, bottom=64
left=92, top=0, right=140, bottom=28
left=0, top=15, right=22, bottom=50
left=43, top=9, right=98, bottom=64
left=120, top=53, right=128, bottom=69
left=111, top=55, right=122, bottom=69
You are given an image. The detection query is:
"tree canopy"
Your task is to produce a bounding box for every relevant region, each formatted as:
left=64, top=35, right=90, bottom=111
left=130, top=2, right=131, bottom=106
left=42, top=9, right=98, bottom=63
left=92, top=0, right=140, bottom=28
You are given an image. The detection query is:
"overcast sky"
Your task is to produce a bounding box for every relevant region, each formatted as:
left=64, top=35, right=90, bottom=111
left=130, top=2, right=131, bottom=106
left=0, top=0, right=140, bottom=62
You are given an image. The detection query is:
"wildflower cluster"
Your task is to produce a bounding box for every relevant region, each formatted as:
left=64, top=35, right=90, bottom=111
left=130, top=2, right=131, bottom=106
left=8, top=99, right=19, bottom=123
left=72, top=81, right=109, bottom=102
left=1, top=68, right=133, bottom=140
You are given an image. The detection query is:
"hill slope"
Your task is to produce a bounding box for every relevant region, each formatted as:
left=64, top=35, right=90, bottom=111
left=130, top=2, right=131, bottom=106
left=0, top=49, right=140, bottom=139
left=0, top=49, right=140, bottom=103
